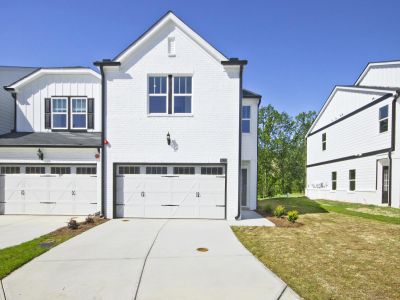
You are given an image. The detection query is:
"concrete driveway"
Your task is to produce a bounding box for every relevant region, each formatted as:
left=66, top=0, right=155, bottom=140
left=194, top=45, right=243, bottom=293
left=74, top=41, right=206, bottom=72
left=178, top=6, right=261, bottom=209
left=0, top=215, right=75, bottom=249
left=2, top=219, right=298, bottom=300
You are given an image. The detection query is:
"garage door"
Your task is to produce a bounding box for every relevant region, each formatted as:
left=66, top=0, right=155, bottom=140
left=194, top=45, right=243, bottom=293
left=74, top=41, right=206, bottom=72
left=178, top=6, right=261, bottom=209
left=115, top=164, right=226, bottom=219
left=0, top=165, right=98, bottom=215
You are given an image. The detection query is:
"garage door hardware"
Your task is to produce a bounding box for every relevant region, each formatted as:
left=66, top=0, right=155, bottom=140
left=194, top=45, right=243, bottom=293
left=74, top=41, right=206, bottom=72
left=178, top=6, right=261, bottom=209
left=196, top=247, right=209, bottom=252
left=161, top=175, right=179, bottom=178
left=40, top=201, right=56, bottom=204
left=216, top=205, right=225, bottom=207
left=40, top=175, right=57, bottom=177
left=141, top=191, right=145, bottom=197
left=161, top=204, right=180, bottom=206
left=195, top=192, right=201, bottom=197
left=72, top=191, right=76, bottom=196
left=20, top=190, right=25, bottom=195
left=90, top=202, right=97, bottom=204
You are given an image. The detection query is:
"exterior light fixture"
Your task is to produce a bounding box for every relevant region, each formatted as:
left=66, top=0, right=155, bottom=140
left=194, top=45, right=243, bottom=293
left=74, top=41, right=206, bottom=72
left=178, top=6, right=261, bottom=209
left=37, top=149, right=44, bottom=160
left=167, top=132, right=171, bottom=145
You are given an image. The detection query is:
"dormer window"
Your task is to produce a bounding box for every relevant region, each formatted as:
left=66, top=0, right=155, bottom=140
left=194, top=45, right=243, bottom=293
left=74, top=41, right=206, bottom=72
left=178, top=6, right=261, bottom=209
left=71, top=98, right=87, bottom=129
left=46, top=97, right=94, bottom=130
left=52, top=98, right=68, bottom=129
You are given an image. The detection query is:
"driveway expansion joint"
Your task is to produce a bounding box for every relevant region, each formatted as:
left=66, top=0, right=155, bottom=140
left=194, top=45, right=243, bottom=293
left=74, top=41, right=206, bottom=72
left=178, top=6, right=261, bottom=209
left=277, top=285, right=288, bottom=300
left=133, top=220, right=169, bottom=300
left=1, top=279, right=7, bottom=300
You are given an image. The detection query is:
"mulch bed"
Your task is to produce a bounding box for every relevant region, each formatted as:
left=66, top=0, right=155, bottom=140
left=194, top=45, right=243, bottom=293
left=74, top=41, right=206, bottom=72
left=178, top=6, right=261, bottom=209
left=257, top=210, right=303, bottom=227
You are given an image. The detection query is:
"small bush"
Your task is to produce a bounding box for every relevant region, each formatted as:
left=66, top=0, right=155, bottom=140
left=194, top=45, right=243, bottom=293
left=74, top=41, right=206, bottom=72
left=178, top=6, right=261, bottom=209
left=85, top=215, right=94, bottom=224
left=263, top=204, right=272, bottom=215
left=287, top=210, right=299, bottom=223
left=274, top=205, right=285, bottom=218
left=67, top=218, right=79, bottom=230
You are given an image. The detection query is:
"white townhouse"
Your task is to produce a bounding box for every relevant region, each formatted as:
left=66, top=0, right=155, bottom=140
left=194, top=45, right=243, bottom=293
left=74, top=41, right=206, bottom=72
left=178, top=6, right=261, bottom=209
left=306, top=61, right=400, bottom=208
left=0, top=11, right=261, bottom=220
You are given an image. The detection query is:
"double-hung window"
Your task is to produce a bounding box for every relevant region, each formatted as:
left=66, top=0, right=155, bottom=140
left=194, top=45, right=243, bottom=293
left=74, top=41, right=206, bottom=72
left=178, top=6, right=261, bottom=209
left=52, top=98, right=68, bottom=129
left=71, top=98, right=87, bottom=129
left=379, top=105, right=389, bottom=133
left=242, top=106, right=251, bottom=133
left=173, top=76, right=192, bottom=113
left=349, top=169, right=356, bottom=191
left=331, top=171, right=337, bottom=191
left=148, top=76, right=167, bottom=113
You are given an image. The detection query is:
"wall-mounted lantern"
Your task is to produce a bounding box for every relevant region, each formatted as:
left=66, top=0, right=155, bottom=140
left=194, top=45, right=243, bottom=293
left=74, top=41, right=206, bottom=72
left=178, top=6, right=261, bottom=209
left=167, top=132, right=171, bottom=145
left=37, top=149, right=44, bottom=160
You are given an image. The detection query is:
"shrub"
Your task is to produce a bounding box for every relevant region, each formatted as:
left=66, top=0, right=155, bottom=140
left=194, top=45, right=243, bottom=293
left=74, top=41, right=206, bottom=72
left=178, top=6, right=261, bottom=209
left=274, top=205, right=285, bottom=218
left=263, top=204, right=272, bottom=215
left=287, top=210, right=299, bottom=223
left=85, top=215, right=94, bottom=224
left=67, top=218, right=79, bottom=230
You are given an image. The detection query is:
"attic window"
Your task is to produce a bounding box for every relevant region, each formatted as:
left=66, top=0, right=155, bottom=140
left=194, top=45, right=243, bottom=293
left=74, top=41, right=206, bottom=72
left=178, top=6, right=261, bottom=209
left=168, top=37, right=176, bottom=56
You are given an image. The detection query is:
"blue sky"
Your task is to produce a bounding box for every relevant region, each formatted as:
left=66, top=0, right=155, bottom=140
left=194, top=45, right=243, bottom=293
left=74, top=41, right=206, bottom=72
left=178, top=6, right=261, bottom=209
left=1, top=0, right=399, bottom=116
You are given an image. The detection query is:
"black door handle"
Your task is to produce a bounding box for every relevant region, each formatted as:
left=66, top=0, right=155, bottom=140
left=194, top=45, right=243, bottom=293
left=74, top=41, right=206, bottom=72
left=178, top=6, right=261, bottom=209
left=141, top=192, right=145, bottom=197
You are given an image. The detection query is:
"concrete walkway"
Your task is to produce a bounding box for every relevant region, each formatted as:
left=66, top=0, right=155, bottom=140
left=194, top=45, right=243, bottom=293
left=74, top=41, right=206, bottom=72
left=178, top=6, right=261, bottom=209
left=0, top=215, right=81, bottom=249
left=2, top=219, right=299, bottom=300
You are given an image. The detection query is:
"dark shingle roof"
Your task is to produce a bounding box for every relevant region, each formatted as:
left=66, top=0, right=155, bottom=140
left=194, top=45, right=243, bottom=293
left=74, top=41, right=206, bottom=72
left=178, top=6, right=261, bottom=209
left=243, top=89, right=262, bottom=99
left=0, top=132, right=101, bottom=147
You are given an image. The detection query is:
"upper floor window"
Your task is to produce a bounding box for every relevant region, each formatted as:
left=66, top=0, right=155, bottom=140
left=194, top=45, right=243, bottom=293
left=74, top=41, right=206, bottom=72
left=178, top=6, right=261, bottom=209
left=47, top=97, right=93, bottom=130
left=322, top=133, right=326, bottom=151
left=173, top=76, right=192, bottom=113
left=71, top=98, right=87, bottom=129
left=148, top=75, right=192, bottom=115
left=379, top=105, right=389, bottom=133
left=349, top=169, right=356, bottom=191
left=148, top=76, right=167, bottom=113
left=242, top=106, right=251, bottom=133
left=52, top=98, right=68, bottom=129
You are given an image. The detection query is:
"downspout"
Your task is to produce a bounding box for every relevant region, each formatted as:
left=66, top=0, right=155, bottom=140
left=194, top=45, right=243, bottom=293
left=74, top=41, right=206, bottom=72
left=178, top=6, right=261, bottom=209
left=99, top=65, right=106, bottom=217
left=235, top=64, right=244, bottom=220
left=256, top=97, right=261, bottom=211
left=388, top=90, right=399, bottom=207
left=93, top=59, right=121, bottom=218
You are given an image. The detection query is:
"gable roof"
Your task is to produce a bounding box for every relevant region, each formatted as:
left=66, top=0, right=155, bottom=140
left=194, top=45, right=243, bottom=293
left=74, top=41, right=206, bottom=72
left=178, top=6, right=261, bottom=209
left=112, top=11, right=228, bottom=64
left=306, top=85, right=396, bottom=136
left=5, top=67, right=100, bottom=91
left=355, top=60, right=400, bottom=86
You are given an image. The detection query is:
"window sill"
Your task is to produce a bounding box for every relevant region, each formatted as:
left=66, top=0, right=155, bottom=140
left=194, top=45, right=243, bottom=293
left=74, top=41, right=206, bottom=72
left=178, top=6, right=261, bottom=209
left=147, top=114, right=194, bottom=117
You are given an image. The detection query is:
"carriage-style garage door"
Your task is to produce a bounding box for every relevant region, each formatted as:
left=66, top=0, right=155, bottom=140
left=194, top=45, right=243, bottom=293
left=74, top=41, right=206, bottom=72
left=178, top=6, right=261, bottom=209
left=115, top=164, right=226, bottom=219
left=0, top=165, right=98, bottom=215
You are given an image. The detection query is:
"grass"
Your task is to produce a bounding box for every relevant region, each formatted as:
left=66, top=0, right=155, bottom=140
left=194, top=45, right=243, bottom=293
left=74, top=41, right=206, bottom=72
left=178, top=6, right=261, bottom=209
left=0, top=216, right=107, bottom=279
left=233, top=196, right=400, bottom=300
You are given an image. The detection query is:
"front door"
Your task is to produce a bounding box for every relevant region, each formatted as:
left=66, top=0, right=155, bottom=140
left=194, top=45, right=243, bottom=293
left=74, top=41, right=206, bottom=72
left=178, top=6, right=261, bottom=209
left=382, top=166, right=389, bottom=204
left=241, top=168, right=248, bottom=207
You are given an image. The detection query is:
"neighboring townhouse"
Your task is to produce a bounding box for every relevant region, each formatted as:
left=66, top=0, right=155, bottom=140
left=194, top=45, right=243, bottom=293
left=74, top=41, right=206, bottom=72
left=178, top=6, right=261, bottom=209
left=0, top=67, right=102, bottom=215
left=306, top=61, right=400, bottom=208
left=0, top=66, right=37, bottom=134
left=0, top=11, right=261, bottom=219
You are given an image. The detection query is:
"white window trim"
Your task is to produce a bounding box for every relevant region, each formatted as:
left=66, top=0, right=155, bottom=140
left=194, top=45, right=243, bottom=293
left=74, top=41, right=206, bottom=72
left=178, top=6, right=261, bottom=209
left=242, top=105, right=251, bottom=134
left=148, top=75, right=168, bottom=115
left=70, top=97, right=88, bottom=130
left=51, top=97, right=68, bottom=129
left=172, top=76, right=192, bottom=115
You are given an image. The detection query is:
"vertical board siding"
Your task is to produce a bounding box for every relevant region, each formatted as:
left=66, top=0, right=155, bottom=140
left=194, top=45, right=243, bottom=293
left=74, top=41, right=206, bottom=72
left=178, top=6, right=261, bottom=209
left=16, top=74, right=101, bottom=132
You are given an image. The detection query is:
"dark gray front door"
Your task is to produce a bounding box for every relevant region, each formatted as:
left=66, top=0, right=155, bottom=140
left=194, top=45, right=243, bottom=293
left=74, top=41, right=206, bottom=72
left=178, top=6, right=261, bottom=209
left=382, top=166, right=389, bottom=204
left=241, top=169, right=247, bottom=207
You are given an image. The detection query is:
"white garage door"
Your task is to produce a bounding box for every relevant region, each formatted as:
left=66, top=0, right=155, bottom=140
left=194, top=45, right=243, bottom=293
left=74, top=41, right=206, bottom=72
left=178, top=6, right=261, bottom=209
left=115, top=165, right=226, bottom=219
left=0, top=165, right=98, bottom=215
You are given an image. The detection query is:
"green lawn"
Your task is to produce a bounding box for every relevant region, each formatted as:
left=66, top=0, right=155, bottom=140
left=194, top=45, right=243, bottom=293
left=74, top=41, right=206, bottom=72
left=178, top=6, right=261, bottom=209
left=0, top=217, right=107, bottom=279
left=233, top=197, right=400, bottom=300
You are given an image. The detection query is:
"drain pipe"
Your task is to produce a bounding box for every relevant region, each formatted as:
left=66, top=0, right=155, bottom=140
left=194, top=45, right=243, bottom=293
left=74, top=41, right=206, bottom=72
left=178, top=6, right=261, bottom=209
left=388, top=90, right=400, bottom=207
left=93, top=59, right=121, bottom=217
left=3, top=87, right=17, bottom=132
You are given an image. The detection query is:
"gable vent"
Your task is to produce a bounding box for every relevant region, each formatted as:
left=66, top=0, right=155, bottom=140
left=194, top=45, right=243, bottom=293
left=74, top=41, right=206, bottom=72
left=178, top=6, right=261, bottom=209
left=168, top=37, right=176, bottom=56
